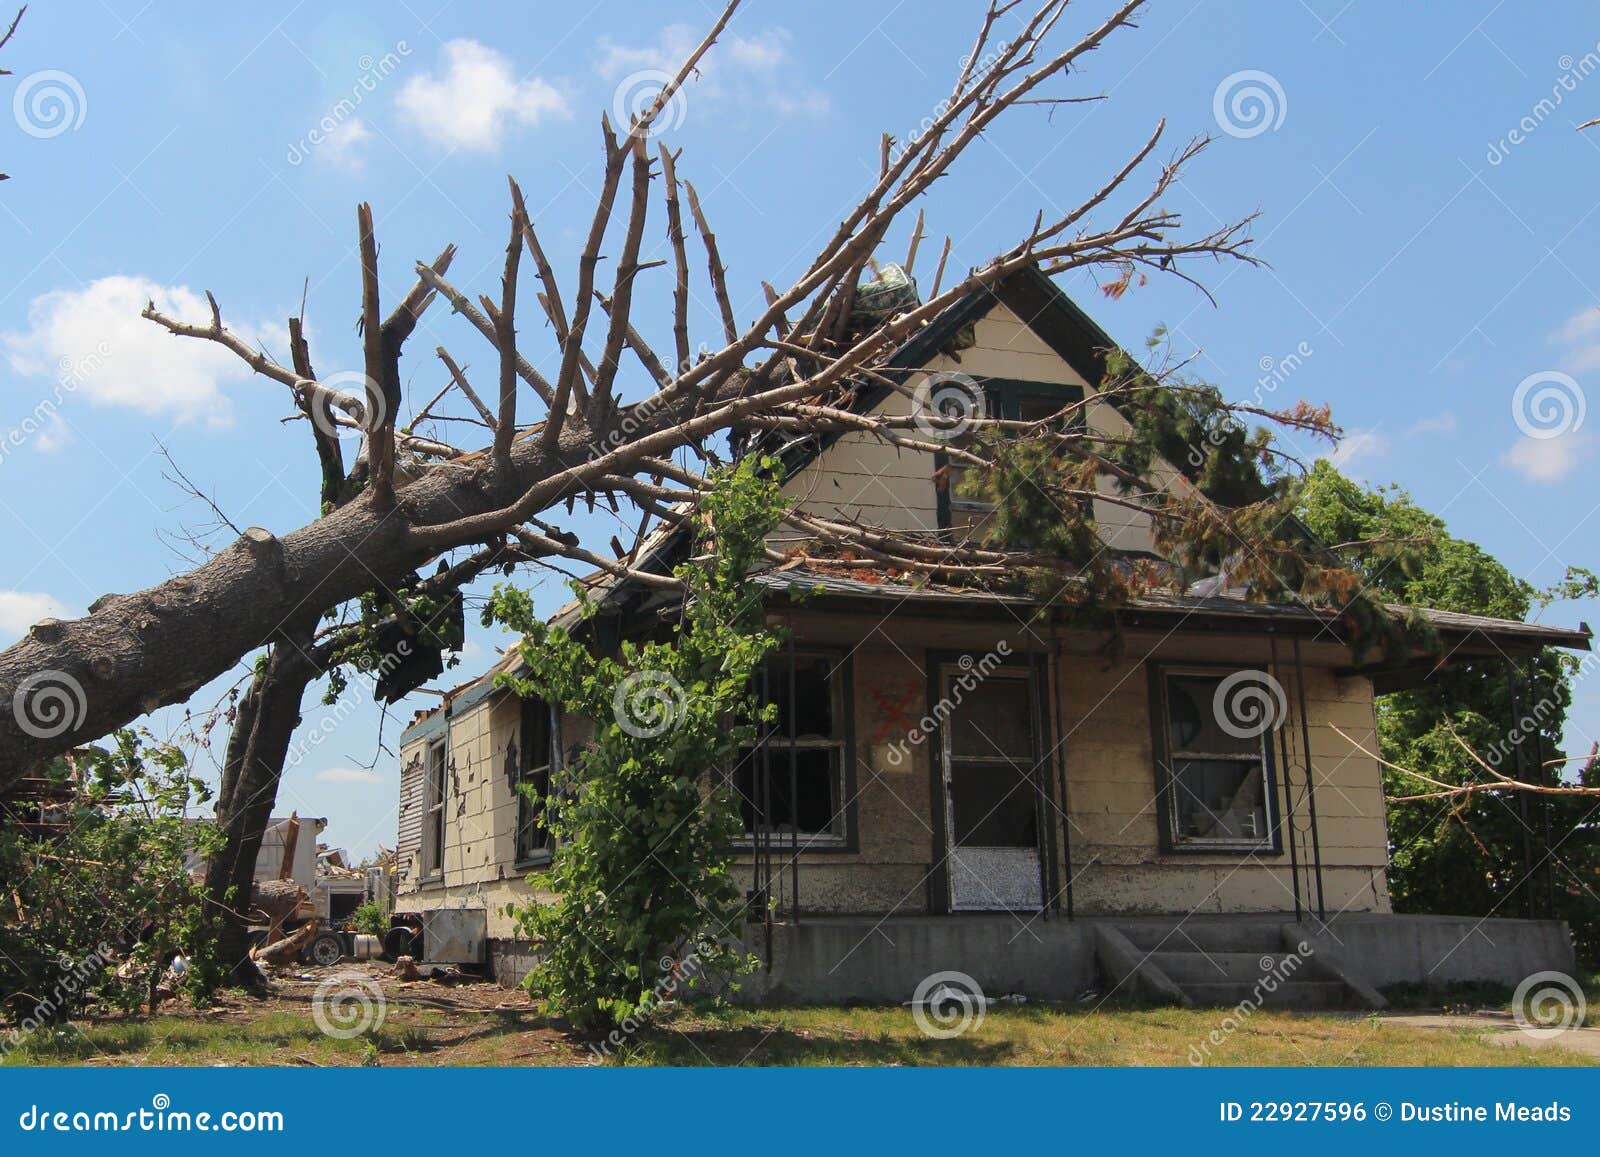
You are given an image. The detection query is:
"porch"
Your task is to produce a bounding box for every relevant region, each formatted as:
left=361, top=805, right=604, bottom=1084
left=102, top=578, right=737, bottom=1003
left=732, top=575, right=1589, bottom=932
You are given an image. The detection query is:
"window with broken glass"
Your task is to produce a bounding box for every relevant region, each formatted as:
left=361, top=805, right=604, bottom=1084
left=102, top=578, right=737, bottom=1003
left=734, top=652, right=850, bottom=847
left=515, top=696, right=554, bottom=865
left=421, top=738, right=447, bottom=877
left=939, top=377, right=1087, bottom=538
left=1155, top=668, right=1279, bottom=853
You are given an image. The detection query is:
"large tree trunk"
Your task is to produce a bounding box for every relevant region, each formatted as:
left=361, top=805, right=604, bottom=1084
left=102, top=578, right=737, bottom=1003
left=0, top=428, right=596, bottom=780
left=202, top=617, right=320, bottom=981
left=0, top=0, right=1250, bottom=784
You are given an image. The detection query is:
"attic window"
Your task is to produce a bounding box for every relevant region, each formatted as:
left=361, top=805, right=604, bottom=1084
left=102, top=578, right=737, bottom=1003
left=735, top=653, right=850, bottom=847
left=938, top=378, right=1086, bottom=536
left=1155, top=668, right=1279, bottom=854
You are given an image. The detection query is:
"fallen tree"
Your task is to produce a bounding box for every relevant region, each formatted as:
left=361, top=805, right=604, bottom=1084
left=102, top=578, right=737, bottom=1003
left=1, top=0, right=1285, bottom=779
left=5, top=3, right=1423, bottom=988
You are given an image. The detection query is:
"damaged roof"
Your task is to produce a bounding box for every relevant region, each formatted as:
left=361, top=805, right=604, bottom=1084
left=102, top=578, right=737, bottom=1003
left=744, top=567, right=1592, bottom=654
left=399, top=265, right=1590, bottom=742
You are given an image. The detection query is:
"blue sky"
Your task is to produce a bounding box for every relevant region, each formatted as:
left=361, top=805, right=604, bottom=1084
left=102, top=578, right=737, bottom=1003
left=2, top=0, right=1596, bottom=860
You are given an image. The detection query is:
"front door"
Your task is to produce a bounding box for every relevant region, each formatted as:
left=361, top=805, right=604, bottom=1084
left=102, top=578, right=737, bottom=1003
left=939, top=664, right=1045, bottom=911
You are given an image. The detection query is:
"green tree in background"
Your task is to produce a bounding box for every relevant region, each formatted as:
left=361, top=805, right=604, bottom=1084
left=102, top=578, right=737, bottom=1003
left=1297, top=462, right=1599, bottom=961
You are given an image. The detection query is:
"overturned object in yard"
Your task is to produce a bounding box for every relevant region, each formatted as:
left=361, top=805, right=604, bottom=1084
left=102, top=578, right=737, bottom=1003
left=251, top=919, right=320, bottom=968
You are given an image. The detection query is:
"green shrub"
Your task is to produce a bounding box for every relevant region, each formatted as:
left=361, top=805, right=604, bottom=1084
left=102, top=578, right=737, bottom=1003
left=484, top=458, right=786, bottom=1030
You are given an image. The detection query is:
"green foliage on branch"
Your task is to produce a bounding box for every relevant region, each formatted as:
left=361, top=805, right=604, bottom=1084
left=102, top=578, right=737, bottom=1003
left=950, top=342, right=1417, bottom=661
left=481, top=457, right=788, bottom=1030
left=0, top=730, right=225, bottom=1031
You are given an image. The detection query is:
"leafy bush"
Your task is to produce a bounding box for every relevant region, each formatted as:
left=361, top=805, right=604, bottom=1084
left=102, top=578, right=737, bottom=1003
left=351, top=899, right=389, bottom=940
left=484, top=458, right=787, bottom=1030
left=0, top=730, right=224, bottom=1033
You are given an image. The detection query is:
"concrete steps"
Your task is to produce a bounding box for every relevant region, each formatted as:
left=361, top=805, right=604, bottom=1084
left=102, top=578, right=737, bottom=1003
left=1150, top=950, right=1302, bottom=984
left=1094, top=921, right=1384, bottom=1010
left=1116, top=921, right=1284, bottom=955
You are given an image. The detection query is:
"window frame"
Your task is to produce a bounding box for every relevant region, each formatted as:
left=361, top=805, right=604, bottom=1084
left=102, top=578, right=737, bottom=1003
left=421, top=738, right=448, bottom=879
left=732, top=649, right=857, bottom=853
left=1148, top=663, right=1284, bottom=856
left=513, top=696, right=556, bottom=870
left=934, top=376, right=1088, bottom=527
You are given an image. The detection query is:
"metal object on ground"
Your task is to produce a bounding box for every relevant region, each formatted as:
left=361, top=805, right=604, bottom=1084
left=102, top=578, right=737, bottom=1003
left=421, top=909, right=487, bottom=964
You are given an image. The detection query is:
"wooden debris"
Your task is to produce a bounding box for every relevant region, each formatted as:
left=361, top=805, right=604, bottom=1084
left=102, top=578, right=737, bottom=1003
left=250, top=918, right=319, bottom=968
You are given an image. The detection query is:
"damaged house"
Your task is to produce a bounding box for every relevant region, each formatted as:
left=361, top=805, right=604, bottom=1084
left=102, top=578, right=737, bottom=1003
left=392, top=265, right=1589, bottom=1007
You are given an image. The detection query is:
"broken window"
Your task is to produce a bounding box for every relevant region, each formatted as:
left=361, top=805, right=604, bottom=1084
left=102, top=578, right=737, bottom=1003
left=942, top=378, right=998, bottom=537
left=735, top=653, right=849, bottom=846
left=939, top=378, right=1087, bottom=541
left=1157, top=669, right=1277, bottom=853
left=421, top=739, right=447, bottom=876
left=516, top=697, right=554, bottom=863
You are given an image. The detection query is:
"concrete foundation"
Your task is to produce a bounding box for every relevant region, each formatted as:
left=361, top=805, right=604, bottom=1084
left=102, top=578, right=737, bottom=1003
left=741, top=916, right=1099, bottom=1004
left=484, top=913, right=1576, bottom=1006
left=1293, top=912, right=1575, bottom=989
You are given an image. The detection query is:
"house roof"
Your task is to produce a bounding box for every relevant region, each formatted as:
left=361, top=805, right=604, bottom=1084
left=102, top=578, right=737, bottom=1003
left=767, top=262, right=1119, bottom=482
left=402, top=265, right=1590, bottom=739
left=545, top=263, right=1113, bottom=631
left=398, top=645, right=522, bottom=746
left=744, top=567, right=1592, bottom=654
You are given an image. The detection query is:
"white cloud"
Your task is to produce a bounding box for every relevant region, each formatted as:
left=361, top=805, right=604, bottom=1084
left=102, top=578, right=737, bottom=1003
left=1322, top=429, right=1389, bottom=472
left=0, top=590, right=67, bottom=641
left=1504, top=430, right=1594, bottom=483
left=1553, top=305, right=1600, bottom=373
left=321, top=117, right=374, bottom=172
left=395, top=40, right=568, bottom=151
left=314, top=767, right=384, bottom=785
left=1503, top=309, right=1596, bottom=482
left=1407, top=412, right=1457, bottom=436
left=595, top=24, right=829, bottom=118
left=2, top=276, right=275, bottom=420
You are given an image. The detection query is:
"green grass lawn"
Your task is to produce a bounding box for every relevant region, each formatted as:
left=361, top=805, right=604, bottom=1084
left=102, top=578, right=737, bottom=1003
left=4, top=994, right=1594, bottom=1067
